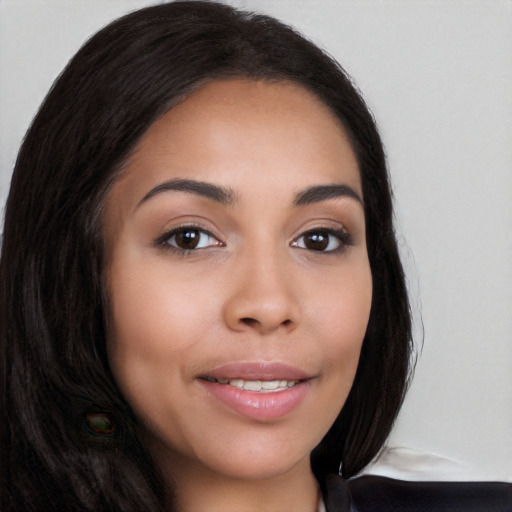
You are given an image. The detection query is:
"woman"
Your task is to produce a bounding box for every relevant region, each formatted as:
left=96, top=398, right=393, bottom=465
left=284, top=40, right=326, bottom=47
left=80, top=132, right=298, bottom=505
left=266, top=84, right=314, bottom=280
left=2, top=2, right=508, bottom=511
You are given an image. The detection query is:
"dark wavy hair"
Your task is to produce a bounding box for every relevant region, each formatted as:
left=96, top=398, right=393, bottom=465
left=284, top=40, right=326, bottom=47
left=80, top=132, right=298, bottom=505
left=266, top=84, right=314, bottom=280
left=0, top=2, right=412, bottom=510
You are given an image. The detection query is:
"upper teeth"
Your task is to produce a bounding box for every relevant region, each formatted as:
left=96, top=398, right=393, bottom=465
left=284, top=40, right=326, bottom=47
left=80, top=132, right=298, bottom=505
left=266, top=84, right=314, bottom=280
left=209, top=378, right=298, bottom=392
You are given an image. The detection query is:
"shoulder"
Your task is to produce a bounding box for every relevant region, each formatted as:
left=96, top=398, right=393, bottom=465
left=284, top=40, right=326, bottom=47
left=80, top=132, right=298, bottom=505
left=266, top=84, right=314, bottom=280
left=321, top=473, right=512, bottom=512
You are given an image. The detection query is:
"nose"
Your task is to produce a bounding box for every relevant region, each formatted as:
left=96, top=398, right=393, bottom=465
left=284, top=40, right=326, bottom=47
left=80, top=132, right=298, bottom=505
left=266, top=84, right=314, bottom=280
left=222, top=249, right=301, bottom=335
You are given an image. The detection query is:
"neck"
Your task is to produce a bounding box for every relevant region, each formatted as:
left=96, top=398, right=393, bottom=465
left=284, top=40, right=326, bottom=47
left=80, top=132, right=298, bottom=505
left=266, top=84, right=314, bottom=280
left=153, top=449, right=320, bottom=512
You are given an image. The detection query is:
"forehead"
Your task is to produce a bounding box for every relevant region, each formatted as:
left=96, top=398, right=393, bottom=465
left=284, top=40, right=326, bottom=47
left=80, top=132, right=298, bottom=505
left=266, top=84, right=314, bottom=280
left=108, top=78, right=362, bottom=214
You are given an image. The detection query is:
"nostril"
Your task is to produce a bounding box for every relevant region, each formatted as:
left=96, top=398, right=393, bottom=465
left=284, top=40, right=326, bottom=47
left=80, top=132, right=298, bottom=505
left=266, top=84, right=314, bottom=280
left=241, top=317, right=259, bottom=327
left=240, top=317, right=292, bottom=329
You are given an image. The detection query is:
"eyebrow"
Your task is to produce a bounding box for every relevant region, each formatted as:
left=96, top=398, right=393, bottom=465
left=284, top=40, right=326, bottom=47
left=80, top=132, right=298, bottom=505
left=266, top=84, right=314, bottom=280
left=293, top=184, right=362, bottom=206
left=137, top=178, right=362, bottom=210
left=137, top=178, right=236, bottom=208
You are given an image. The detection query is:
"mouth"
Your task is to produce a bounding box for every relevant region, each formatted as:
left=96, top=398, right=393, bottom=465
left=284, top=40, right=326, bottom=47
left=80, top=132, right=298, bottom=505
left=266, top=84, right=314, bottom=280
left=200, top=376, right=301, bottom=392
left=197, top=362, right=313, bottom=420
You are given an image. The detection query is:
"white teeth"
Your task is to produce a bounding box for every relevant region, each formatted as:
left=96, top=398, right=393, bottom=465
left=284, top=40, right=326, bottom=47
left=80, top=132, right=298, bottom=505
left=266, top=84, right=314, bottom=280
left=210, top=378, right=299, bottom=392
left=244, top=380, right=262, bottom=391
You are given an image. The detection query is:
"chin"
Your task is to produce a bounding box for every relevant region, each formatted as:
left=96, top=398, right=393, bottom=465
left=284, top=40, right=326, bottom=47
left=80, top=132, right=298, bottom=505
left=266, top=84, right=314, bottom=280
left=145, top=422, right=317, bottom=484
left=202, top=448, right=312, bottom=482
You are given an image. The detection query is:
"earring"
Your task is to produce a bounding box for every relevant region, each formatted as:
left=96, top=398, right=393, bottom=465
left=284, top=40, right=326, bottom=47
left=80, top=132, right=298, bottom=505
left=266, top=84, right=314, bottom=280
left=338, top=459, right=343, bottom=477
left=85, top=412, right=115, bottom=435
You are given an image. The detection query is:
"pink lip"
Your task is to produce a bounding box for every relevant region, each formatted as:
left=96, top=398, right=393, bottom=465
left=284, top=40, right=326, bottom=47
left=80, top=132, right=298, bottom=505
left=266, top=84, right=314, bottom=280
left=198, top=362, right=313, bottom=421
left=202, top=361, right=311, bottom=381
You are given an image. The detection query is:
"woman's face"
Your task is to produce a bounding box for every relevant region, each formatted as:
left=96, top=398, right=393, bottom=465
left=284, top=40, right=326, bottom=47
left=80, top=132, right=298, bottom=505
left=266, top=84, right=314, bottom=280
left=104, top=78, right=372, bottom=481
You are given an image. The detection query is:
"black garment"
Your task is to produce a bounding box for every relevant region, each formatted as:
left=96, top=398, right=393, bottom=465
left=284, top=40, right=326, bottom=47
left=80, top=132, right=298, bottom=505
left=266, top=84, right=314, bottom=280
left=321, top=473, right=512, bottom=512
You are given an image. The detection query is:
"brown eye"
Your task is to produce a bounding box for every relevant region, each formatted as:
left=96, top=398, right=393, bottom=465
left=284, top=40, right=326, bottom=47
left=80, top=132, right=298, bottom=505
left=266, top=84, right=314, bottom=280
left=292, top=228, right=351, bottom=253
left=160, top=226, right=221, bottom=252
left=303, top=231, right=329, bottom=251
left=174, top=228, right=201, bottom=249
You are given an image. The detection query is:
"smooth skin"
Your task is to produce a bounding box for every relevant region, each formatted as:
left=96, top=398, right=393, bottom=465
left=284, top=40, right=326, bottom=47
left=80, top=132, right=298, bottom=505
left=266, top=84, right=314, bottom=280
left=104, top=79, right=372, bottom=512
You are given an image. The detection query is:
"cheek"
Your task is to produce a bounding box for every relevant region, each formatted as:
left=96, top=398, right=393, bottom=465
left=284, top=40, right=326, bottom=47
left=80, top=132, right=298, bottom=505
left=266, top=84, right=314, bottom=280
left=108, top=253, right=217, bottom=340
left=309, top=257, right=372, bottom=387
left=105, top=256, right=217, bottom=401
left=286, top=258, right=372, bottom=445
left=310, top=253, right=372, bottom=340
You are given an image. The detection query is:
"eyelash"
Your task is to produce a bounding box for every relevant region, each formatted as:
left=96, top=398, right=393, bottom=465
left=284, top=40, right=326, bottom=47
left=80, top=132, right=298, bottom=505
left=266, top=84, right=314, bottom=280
left=292, top=227, right=354, bottom=254
left=154, top=225, right=223, bottom=256
left=154, top=225, right=353, bottom=255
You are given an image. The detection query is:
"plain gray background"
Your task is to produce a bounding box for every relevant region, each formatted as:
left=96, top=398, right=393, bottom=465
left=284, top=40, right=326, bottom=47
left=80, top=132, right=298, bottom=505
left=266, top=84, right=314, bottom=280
left=1, top=0, right=511, bottom=480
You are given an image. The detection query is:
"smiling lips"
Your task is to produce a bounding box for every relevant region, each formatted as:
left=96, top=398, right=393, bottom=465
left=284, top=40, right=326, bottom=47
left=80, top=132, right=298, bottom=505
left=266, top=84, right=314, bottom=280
left=203, top=376, right=300, bottom=392
left=199, top=362, right=312, bottom=421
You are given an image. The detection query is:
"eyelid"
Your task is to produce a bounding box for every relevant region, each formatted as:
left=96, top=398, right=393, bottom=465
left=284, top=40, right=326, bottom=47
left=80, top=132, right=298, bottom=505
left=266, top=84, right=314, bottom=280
left=154, top=224, right=224, bottom=253
left=290, top=226, right=354, bottom=254
left=153, top=222, right=354, bottom=256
